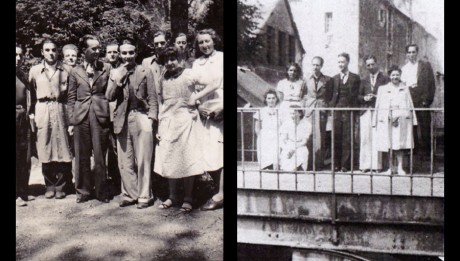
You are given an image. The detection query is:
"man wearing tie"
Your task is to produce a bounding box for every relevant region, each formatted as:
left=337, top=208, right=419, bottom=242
left=329, top=53, right=361, bottom=172
left=67, top=34, right=112, bottom=203
left=358, top=55, right=389, bottom=172
left=401, top=44, right=436, bottom=167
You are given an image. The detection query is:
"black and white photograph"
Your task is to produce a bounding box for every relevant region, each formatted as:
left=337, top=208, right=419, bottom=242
left=237, top=0, right=444, bottom=260
left=16, top=0, right=223, bottom=260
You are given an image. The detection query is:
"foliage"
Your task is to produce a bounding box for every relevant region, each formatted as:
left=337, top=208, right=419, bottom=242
left=237, top=0, right=263, bottom=64
left=16, top=0, right=165, bottom=59
left=189, top=0, right=223, bottom=46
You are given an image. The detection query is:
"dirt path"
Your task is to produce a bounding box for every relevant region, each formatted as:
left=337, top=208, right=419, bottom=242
left=16, top=162, right=223, bottom=261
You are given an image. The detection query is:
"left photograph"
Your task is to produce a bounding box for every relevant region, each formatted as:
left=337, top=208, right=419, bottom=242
left=16, top=1, right=223, bottom=260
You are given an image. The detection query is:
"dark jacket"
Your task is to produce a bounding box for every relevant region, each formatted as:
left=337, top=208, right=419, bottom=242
left=358, top=71, right=390, bottom=114
left=329, top=72, right=361, bottom=108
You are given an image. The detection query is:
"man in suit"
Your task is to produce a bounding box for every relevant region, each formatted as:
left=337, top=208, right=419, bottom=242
left=358, top=55, right=389, bottom=172
left=107, top=39, right=158, bottom=209
left=329, top=53, right=361, bottom=172
left=104, top=42, right=122, bottom=197
left=401, top=44, right=436, bottom=164
left=67, top=34, right=112, bottom=203
left=302, top=56, right=332, bottom=170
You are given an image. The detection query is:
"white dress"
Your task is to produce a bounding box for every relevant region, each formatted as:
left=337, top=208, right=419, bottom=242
left=279, top=118, right=312, bottom=171
left=253, top=107, right=281, bottom=169
left=276, top=79, right=305, bottom=124
left=192, top=51, right=224, bottom=171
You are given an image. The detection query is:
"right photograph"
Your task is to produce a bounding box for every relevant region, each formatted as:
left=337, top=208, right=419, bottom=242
left=237, top=0, right=444, bottom=260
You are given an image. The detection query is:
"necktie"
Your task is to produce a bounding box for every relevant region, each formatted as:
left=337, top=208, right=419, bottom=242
left=86, top=64, right=94, bottom=78
left=341, top=74, right=346, bottom=84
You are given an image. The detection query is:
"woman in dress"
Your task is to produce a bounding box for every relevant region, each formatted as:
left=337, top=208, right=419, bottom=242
left=373, top=66, right=417, bottom=175
left=188, top=28, right=224, bottom=211
left=279, top=105, right=312, bottom=171
left=254, top=90, right=280, bottom=170
left=155, top=47, right=206, bottom=212
left=276, top=63, right=306, bottom=124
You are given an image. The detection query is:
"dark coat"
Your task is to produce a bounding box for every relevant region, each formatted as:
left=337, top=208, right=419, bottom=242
left=409, top=60, right=436, bottom=108
left=329, top=72, right=361, bottom=108
left=358, top=71, right=390, bottom=115
left=67, top=61, right=112, bottom=126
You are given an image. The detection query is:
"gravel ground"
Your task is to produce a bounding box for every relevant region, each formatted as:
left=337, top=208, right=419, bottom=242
left=16, top=160, right=223, bottom=261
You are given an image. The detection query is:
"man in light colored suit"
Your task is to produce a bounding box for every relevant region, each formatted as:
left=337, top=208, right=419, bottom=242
left=358, top=55, right=389, bottom=172
left=302, top=56, right=332, bottom=170
left=142, top=31, right=168, bottom=100
left=401, top=44, right=436, bottom=165
left=107, top=39, right=158, bottom=209
left=67, top=34, right=112, bottom=203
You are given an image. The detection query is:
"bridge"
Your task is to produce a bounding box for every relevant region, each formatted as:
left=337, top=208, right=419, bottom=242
left=237, top=108, right=444, bottom=260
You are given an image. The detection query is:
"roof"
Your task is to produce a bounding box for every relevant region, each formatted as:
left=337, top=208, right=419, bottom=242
left=243, top=0, right=305, bottom=53
left=237, top=66, right=276, bottom=107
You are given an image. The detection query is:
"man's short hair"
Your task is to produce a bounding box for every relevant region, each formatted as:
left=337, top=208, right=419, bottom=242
left=312, top=56, right=324, bottom=66
left=405, top=44, right=419, bottom=53
left=364, top=55, right=377, bottom=63
left=175, top=32, right=187, bottom=40
left=106, top=41, right=119, bottom=49
left=41, top=37, right=56, bottom=49
left=62, top=44, right=78, bottom=55
left=338, top=52, right=350, bottom=62
left=154, top=31, right=167, bottom=39
left=79, top=34, right=99, bottom=51
left=120, top=38, right=137, bottom=50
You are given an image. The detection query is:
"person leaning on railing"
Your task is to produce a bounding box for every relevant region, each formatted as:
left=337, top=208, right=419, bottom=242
left=373, top=65, right=417, bottom=175
left=254, top=90, right=281, bottom=170
left=279, top=105, right=312, bottom=171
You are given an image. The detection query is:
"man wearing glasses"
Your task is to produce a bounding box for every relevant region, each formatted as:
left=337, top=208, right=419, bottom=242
left=107, top=39, right=158, bottom=209
left=401, top=44, right=436, bottom=170
left=67, top=34, right=112, bottom=203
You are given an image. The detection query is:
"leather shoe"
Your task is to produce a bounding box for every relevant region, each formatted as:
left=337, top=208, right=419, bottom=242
left=76, top=195, right=90, bottom=203
left=119, top=200, right=137, bottom=207
left=137, top=202, right=149, bottom=209
left=45, top=191, right=55, bottom=199
left=55, top=191, right=66, bottom=199
left=200, top=198, right=223, bottom=211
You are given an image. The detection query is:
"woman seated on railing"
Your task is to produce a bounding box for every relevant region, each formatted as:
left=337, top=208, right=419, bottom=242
left=254, top=90, right=280, bottom=170
left=373, top=65, right=417, bottom=175
left=279, top=105, right=312, bottom=171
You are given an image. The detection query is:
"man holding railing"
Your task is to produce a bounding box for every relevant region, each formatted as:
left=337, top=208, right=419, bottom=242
left=401, top=44, right=436, bottom=170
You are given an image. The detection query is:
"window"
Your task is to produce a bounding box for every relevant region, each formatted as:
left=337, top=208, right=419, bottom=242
left=266, top=26, right=274, bottom=64
left=378, top=7, right=386, bottom=27
left=289, top=35, right=296, bottom=63
left=325, top=12, right=332, bottom=33
left=278, top=31, right=286, bottom=66
left=407, top=22, right=413, bottom=44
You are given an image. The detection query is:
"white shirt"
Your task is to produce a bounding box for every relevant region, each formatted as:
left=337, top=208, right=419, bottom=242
left=370, top=72, right=379, bottom=87
left=340, top=71, right=349, bottom=84
left=401, top=61, right=418, bottom=88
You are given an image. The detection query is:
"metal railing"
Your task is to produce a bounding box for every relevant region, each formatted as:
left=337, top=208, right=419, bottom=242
left=237, top=107, right=444, bottom=197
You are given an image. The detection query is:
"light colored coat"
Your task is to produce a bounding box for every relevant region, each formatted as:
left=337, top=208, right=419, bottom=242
left=373, top=83, right=418, bottom=151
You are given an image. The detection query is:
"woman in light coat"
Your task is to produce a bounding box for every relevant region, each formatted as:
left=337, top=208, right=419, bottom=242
left=373, top=66, right=417, bottom=175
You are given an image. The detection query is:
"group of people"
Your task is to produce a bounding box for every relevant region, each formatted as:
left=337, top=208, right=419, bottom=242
left=16, top=29, right=224, bottom=212
left=254, top=44, right=436, bottom=175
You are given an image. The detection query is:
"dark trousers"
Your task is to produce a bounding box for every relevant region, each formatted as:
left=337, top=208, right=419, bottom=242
left=16, top=108, right=31, bottom=199
left=414, top=111, right=432, bottom=157
left=333, top=111, right=354, bottom=170
left=74, top=107, right=110, bottom=200
left=42, top=162, right=71, bottom=192
left=107, top=123, right=121, bottom=195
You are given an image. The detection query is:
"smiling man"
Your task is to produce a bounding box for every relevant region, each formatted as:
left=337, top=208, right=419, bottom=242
left=107, top=39, right=158, bottom=209
left=67, top=34, right=112, bottom=204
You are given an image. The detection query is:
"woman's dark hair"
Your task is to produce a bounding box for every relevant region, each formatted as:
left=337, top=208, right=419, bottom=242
left=158, top=46, right=179, bottom=65
left=387, top=65, right=402, bottom=75
left=289, top=104, right=304, bottom=118
left=263, top=90, right=279, bottom=106
left=285, top=63, right=302, bottom=81
left=194, top=28, right=221, bottom=58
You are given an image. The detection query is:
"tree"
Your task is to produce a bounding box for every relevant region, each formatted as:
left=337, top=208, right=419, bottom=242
left=237, top=0, right=262, bottom=64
